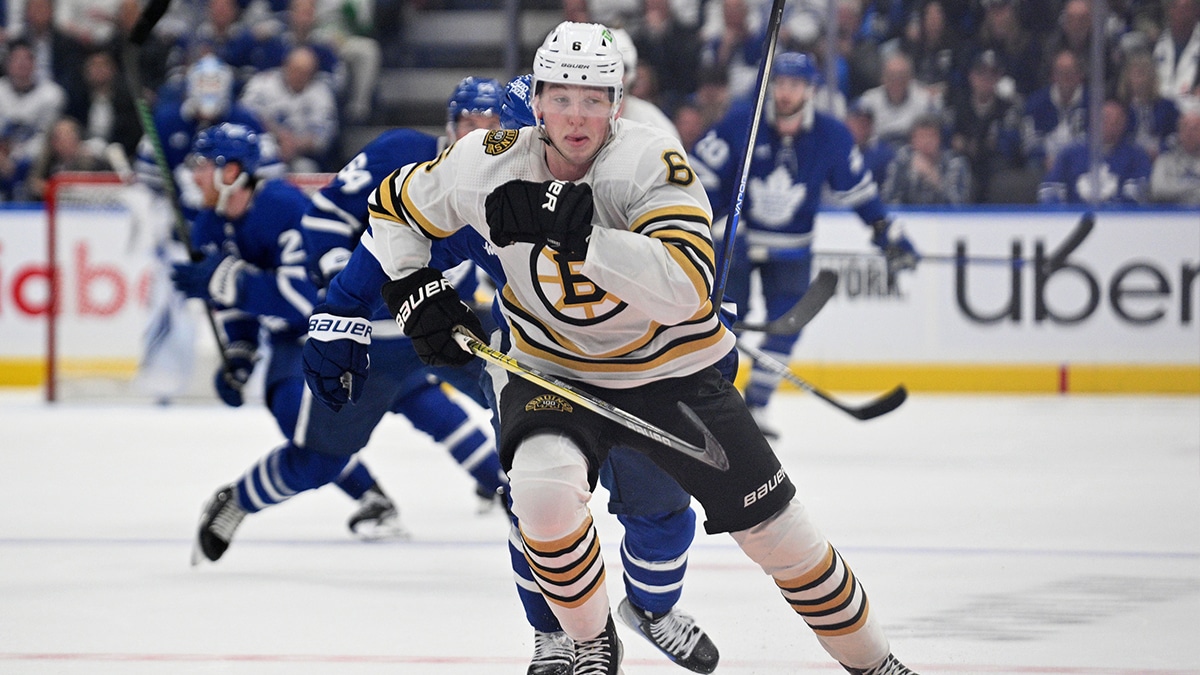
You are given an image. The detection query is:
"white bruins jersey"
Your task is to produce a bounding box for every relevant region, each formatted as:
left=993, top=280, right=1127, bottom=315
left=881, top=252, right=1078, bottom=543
left=365, top=120, right=735, bottom=388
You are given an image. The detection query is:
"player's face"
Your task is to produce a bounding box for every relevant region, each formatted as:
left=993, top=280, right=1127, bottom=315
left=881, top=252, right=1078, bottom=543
left=192, top=159, right=252, bottom=217
left=454, top=112, right=500, bottom=141
left=772, top=76, right=809, bottom=120
left=537, top=83, right=612, bottom=179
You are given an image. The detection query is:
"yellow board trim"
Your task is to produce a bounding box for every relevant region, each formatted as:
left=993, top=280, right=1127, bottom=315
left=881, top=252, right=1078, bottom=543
left=5, top=358, right=1197, bottom=394
left=734, top=362, right=1200, bottom=395
left=1, top=358, right=137, bottom=387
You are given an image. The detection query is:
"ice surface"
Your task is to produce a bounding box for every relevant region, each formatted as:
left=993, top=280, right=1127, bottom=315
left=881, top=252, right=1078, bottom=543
left=1, top=390, right=1197, bottom=674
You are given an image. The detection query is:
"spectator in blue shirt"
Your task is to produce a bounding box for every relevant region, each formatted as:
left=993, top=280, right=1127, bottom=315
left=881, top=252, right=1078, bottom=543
left=1038, top=98, right=1152, bottom=204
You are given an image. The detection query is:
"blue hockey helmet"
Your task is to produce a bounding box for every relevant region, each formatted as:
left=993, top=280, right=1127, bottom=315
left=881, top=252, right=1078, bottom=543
left=773, top=52, right=822, bottom=84
left=500, top=74, right=536, bottom=130
left=447, top=76, right=503, bottom=125
left=192, top=122, right=264, bottom=175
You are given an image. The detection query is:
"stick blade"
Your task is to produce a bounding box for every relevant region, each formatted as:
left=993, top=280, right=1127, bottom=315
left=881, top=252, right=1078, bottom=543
left=677, top=402, right=731, bottom=471
left=845, top=385, right=908, bottom=420
left=735, top=269, right=838, bottom=335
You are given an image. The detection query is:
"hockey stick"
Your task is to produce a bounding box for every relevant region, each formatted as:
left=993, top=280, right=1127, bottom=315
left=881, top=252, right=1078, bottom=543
left=812, top=212, right=1096, bottom=270
left=736, top=338, right=907, bottom=420
left=122, top=0, right=229, bottom=367
left=452, top=328, right=731, bottom=472
left=734, top=269, right=838, bottom=335
left=711, top=0, right=788, bottom=304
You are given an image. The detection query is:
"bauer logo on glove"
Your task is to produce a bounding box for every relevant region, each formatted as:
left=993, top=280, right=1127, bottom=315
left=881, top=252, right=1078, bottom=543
left=393, top=276, right=454, bottom=330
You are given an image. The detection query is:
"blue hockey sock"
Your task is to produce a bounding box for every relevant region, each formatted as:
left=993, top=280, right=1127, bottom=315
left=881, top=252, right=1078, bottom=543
left=618, top=509, right=696, bottom=615
left=235, top=442, right=350, bottom=512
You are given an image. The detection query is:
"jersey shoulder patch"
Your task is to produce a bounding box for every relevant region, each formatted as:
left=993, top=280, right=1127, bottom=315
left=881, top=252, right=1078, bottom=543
left=483, top=129, right=520, bottom=156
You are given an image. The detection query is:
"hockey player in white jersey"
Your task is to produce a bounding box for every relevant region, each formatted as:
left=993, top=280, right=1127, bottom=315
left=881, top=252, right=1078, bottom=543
left=365, top=21, right=918, bottom=675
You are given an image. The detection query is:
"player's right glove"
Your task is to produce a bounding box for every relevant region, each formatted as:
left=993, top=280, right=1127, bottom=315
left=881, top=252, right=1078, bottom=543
left=380, top=267, right=483, bottom=367
left=871, top=218, right=920, bottom=277
left=303, top=304, right=372, bottom=412
left=485, top=179, right=594, bottom=255
left=214, top=341, right=257, bottom=407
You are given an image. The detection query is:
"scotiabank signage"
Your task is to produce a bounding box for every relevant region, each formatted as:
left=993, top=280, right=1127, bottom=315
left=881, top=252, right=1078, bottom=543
left=1, top=209, right=155, bottom=359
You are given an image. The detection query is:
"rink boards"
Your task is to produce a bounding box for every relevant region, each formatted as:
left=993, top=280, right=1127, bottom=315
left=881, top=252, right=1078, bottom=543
left=1, top=204, right=1197, bottom=393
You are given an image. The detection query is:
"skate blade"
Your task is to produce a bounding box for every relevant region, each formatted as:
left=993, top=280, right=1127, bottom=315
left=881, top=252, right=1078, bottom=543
left=351, top=522, right=411, bottom=542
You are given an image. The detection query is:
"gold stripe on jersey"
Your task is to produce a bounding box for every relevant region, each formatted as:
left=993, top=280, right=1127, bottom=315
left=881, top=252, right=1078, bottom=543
left=507, top=318, right=727, bottom=376
left=645, top=227, right=716, bottom=267
left=367, top=169, right=406, bottom=224
left=521, top=515, right=607, bottom=609
left=629, top=204, right=712, bottom=235
left=774, top=545, right=872, bottom=637
left=502, top=284, right=720, bottom=362
left=398, top=162, right=457, bottom=239
left=662, top=244, right=712, bottom=301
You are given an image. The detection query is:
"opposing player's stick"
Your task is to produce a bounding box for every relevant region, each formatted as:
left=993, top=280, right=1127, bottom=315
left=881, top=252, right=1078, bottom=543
left=451, top=328, right=731, bottom=472
left=813, top=212, right=1096, bottom=271
left=734, top=269, right=837, bottom=335
left=736, top=338, right=907, bottom=420
left=123, top=0, right=229, bottom=366
left=711, top=0, right=788, bottom=304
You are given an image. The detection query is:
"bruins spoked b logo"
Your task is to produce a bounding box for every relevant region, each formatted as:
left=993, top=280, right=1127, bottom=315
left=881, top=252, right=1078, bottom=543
left=531, top=247, right=626, bottom=325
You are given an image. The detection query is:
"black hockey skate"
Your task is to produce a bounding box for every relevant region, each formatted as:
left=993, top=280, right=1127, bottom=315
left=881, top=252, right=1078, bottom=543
left=573, top=615, right=623, bottom=675
left=347, top=485, right=408, bottom=540
left=192, top=484, right=246, bottom=565
left=617, top=597, right=719, bottom=673
left=844, top=653, right=919, bottom=675
left=527, top=630, right=573, bottom=675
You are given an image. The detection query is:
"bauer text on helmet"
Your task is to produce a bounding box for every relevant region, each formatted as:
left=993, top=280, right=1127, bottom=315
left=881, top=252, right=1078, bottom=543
left=532, top=22, right=624, bottom=122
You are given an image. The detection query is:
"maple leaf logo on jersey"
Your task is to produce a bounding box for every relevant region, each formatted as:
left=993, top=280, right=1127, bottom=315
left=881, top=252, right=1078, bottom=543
left=524, top=394, right=574, bottom=413
left=748, top=166, right=807, bottom=228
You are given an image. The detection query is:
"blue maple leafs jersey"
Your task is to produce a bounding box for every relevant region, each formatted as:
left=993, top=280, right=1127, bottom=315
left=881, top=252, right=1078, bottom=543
left=301, top=128, right=502, bottom=323
left=690, top=98, right=888, bottom=252
left=191, top=179, right=320, bottom=340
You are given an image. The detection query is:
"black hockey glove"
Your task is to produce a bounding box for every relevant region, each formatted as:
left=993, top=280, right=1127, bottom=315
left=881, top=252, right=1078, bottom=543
left=870, top=218, right=920, bottom=277
left=214, top=341, right=257, bottom=407
left=380, top=267, right=483, bottom=367
left=485, top=179, right=594, bottom=256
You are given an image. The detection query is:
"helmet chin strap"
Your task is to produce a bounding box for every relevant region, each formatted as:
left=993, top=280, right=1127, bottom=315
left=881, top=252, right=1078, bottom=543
left=214, top=169, right=250, bottom=216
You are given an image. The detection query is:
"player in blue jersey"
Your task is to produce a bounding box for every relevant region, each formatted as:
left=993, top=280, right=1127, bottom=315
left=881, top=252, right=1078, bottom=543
left=690, top=52, right=919, bottom=438
left=170, top=121, right=505, bottom=565
left=300, top=74, right=722, bottom=675
left=132, top=54, right=281, bottom=403
left=302, top=76, right=510, bottom=512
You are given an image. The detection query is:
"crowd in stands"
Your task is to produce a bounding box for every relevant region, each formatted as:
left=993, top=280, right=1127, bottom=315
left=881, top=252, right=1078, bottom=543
left=1, top=0, right=378, bottom=200
left=2, top=0, right=1198, bottom=206
left=572, top=0, right=1199, bottom=206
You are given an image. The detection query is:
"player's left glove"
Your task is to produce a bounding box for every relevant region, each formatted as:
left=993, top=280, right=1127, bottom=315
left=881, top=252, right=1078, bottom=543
left=214, top=341, right=257, bottom=407
left=871, top=219, right=920, bottom=277
left=303, top=304, right=372, bottom=412
left=485, top=179, right=594, bottom=256
left=171, top=251, right=249, bottom=306
left=380, top=267, right=484, bottom=367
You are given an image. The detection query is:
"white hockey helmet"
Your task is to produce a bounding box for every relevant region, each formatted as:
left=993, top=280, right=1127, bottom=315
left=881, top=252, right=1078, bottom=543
left=532, top=22, right=624, bottom=123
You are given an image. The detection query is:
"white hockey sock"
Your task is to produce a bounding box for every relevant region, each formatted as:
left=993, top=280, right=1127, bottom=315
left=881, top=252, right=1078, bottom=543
left=508, top=433, right=610, bottom=642
left=731, top=499, right=890, bottom=669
